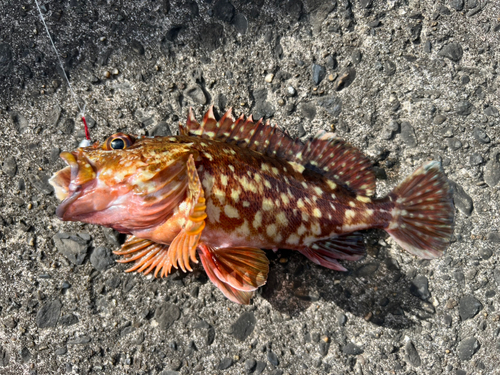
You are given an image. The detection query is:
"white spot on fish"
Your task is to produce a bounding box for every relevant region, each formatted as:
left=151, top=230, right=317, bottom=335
left=253, top=211, right=263, bottom=229
left=313, top=208, right=322, bottom=218
left=286, top=234, right=300, bottom=245
left=262, top=198, right=273, bottom=211
left=297, top=224, right=307, bottom=236
left=267, top=224, right=277, bottom=237
left=224, top=204, right=240, bottom=219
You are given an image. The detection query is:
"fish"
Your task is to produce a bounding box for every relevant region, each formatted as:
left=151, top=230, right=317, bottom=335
left=49, top=107, right=455, bottom=304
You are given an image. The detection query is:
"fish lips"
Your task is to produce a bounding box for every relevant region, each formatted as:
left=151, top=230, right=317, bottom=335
left=49, top=151, right=96, bottom=220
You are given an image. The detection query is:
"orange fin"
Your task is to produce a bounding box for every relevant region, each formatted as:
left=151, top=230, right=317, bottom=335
left=299, top=233, right=366, bottom=271
left=166, top=154, right=207, bottom=273
left=181, top=107, right=375, bottom=196
left=198, top=243, right=269, bottom=304
left=113, top=235, right=172, bottom=278
left=386, top=161, right=454, bottom=259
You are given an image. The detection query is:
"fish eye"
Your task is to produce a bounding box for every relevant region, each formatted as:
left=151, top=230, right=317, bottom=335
left=111, top=138, right=125, bottom=149
left=103, top=133, right=135, bottom=150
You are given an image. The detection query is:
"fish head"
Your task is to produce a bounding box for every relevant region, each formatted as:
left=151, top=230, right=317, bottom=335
left=49, top=133, right=192, bottom=231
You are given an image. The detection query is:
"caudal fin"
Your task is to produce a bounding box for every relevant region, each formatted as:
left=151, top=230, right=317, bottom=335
left=386, top=161, right=454, bottom=259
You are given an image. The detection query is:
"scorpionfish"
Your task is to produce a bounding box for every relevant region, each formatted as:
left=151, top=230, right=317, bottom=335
left=49, top=107, right=454, bottom=304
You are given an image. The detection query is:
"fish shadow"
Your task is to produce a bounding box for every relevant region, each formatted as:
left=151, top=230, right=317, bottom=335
left=261, top=230, right=435, bottom=330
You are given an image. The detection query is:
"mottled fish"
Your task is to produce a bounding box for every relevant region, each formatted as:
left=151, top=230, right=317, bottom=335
left=49, top=107, right=454, bottom=304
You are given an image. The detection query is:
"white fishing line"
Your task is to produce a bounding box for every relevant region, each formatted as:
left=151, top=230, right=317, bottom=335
left=34, top=0, right=91, bottom=142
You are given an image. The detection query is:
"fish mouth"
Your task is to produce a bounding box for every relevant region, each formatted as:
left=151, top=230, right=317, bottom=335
left=49, top=151, right=94, bottom=220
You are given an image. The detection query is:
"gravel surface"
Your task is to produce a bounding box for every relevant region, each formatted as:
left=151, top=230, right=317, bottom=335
left=1, top=0, right=500, bottom=374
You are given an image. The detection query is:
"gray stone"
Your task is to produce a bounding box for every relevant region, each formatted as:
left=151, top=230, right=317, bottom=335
left=351, top=49, right=362, bottom=64
left=484, top=152, right=500, bottom=188
left=30, top=173, right=54, bottom=195
left=479, top=248, right=492, bottom=260
left=409, top=23, right=422, bottom=42
left=90, top=247, right=115, bottom=271
left=410, top=275, right=431, bottom=300
left=381, top=120, right=399, bottom=140
left=356, top=263, right=379, bottom=277
left=299, top=102, right=316, bottom=120
left=343, top=343, right=364, bottom=355
left=473, top=127, right=490, bottom=144
left=213, top=0, right=235, bottom=23
left=184, top=85, right=207, bottom=105
left=433, top=114, right=447, bottom=125
left=48, top=105, right=62, bottom=127
left=231, top=311, right=256, bottom=342
left=438, top=43, right=463, bottom=62
left=450, top=0, right=464, bottom=10
left=155, top=303, right=181, bottom=330
left=487, top=232, right=500, bottom=243
left=337, top=312, right=347, bottom=326
left=459, top=295, right=483, bottom=320
left=450, top=181, right=473, bottom=216
left=484, top=106, right=499, bottom=117
left=218, top=357, right=233, bottom=370
left=317, top=95, right=342, bottom=116
left=10, top=112, right=28, bottom=133
left=312, top=64, right=326, bottom=85
left=255, top=361, right=267, bottom=374
left=458, top=337, right=480, bottom=360
left=267, top=350, right=279, bottom=366
left=469, top=153, right=484, bottom=166
left=53, top=233, right=90, bottom=265
left=0, top=43, right=13, bottom=76
left=424, top=40, right=432, bottom=53
left=103, top=227, right=122, bottom=247
left=130, top=40, right=145, bottom=55
left=0, top=346, right=9, bottom=367
left=405, top=341, right=421, bottom=367
left=36, top=299, right=62, bottom=328
left=493, top=269, right=500, bottom=287
left=60, top=314, right=79, bottom=326
left=400, top=121, right=417, bottom=147
left=149, top=121, right=172, bottom=137
left=447, top=137, right=462, bottom=151
left=253, top=100, right=275, bottom=119
left=67, top=335, right=91, bottom=345
left=245, top=358, right=257, bottom=372
left=456, top=100, right=473, bottom=116
left=233, top=13, right=248, bottom=34
left=2, top=156, right=17, bottom=177
left=384, top=60, right=397, bottom=76
left=61, top=118, right=74, bottom=134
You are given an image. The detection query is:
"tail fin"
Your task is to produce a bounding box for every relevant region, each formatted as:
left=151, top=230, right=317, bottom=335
left=386, top=161, right=454, bottom=259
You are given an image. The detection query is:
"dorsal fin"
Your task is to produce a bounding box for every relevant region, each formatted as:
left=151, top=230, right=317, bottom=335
left=181, top=107, right=375, bottom=196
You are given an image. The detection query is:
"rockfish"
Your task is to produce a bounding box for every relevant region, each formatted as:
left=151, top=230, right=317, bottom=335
left=49, top=107, right=454, bottom=304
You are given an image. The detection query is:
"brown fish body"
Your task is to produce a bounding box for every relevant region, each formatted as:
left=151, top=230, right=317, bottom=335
left=49, top=107, right=454, bottom=304
left=179, top=136, right=390, bottom=252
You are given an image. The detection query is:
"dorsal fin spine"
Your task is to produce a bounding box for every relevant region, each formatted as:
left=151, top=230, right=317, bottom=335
left=185, top=108, right=376, bottom=196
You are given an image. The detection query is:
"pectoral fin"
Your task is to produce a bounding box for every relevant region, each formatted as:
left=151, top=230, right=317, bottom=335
left=114, top=235, right=172, bottom=277
left=166, top=154, right=207, bottom=273
left=198, top=243, right=269, bottom=304
left=114, top=154, right=207, bottom=277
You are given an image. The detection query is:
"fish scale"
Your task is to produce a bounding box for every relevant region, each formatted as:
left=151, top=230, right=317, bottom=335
left=49, top=107, right=455, bottom=304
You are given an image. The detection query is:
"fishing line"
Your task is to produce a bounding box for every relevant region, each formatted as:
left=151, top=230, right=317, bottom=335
left=34, top=0, right=92, bottom=146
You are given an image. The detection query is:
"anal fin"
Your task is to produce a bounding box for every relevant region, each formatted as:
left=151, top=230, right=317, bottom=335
left=198, top=243, right=269, bottom=304
left=300, top=233, right=366, bottom=271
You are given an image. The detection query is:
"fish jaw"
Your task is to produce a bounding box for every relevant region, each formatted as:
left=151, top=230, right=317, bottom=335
left=50, top=150, right=100, bottom=220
